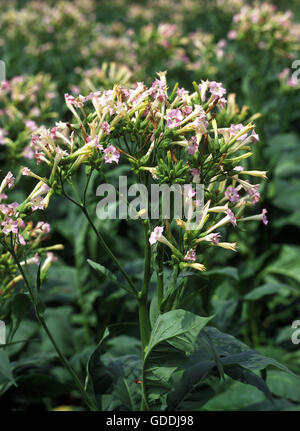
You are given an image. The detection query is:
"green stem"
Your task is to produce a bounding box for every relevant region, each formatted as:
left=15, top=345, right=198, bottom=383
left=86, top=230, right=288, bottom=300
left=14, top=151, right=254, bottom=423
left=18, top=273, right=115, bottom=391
left=156, top=244, right=164, bottom=311
left=138, top=223, right=151, bottom=357
left=9, top=248, right=98, bottom=411
left=139, top=223, right=152, bottom=412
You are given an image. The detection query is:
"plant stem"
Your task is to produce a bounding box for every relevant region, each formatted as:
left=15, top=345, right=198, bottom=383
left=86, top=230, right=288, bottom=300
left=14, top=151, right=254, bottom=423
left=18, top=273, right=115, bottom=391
left=9, top=247, right=98, bottom=411
left=138, top=223, right=151, bottom=357
left=156, top=243, right=164, bottom=311
left=139, top=223, right=152, bottom=412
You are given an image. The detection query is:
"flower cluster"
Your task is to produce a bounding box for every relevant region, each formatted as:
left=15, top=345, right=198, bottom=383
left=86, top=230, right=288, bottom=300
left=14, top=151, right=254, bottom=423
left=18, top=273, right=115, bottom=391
left=0, top=73, right=58, bottom=165
left=0, top=172, right=62, bottom=302
left=22, top=73, right=267, bottom=273
left=226, top=2, right=300, bottom=57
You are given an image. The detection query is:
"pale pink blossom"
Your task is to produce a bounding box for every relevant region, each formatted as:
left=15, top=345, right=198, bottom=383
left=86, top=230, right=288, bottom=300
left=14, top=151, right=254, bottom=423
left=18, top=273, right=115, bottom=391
left=2, top=218, right=19, bottom=235
left=226, top=208, right=237, bottom=227
left=184, top=249, right=196, bottom=261
left=187, top=136, right=198, bottom=155
left=101, top=121, right=111, bottom=135
left=209, top=81, right=227, bottom=98
left=103, top=145, right=120, bottom=164
left=149, top=226, right=164, bottom=245
left=225, top=187, right=240, bottom=202
left=166, top=109, right=183, bottom=129
left=30, top=196, right=45, bottom=211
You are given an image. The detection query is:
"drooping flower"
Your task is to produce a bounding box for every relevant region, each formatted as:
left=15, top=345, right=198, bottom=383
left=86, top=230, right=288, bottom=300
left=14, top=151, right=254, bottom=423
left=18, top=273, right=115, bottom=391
left=250, top=129, right=259, bottom=142
left=226, top=208, right=237, bottom=227
left=190, top=168, right=201, bottom=183
left=149, top=226, right=164, bottom=245
left=0, top=128, right=8, bottom=145
left=230, top=124, right=248, bottom=141
left=262, top=208, right=268, bottom=225
left=22, top=167, right=31, bottom=176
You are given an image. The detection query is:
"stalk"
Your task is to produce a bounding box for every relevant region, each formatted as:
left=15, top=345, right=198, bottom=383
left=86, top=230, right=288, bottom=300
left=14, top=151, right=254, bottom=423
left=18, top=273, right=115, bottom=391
left=139, top=223, right=152, bottom=411
left=9, top=246, right=98, bottom=411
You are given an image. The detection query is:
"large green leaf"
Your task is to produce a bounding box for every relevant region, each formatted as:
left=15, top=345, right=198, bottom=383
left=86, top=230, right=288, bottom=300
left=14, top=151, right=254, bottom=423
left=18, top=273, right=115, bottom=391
left=85, top=329, right=112, bottom=409
left=263, top=246, right=300, bottom=285
left=0, top=350, right=15, bottom=386
left=167, top=327, right=296, bottom=411
left=142, top=309, right=213, bottom=410
left=102, top=355, right=142, bottom=411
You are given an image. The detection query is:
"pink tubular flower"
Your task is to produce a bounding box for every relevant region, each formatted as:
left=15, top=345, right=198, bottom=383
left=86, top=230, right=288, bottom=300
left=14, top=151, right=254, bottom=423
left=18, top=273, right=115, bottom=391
left=166, top=109, right=183, bottom=129
left=23, top=145, right=34, bottom=159
left=225, top=186, right=240, bottom=202
left=184, top=249, right=196, bottom=261
left=203, top=233, right=221, bottom=245
left=227, top=30, right=237, bottom=40
left=0, top=172, right=15, bottom=191
left=193, top=116, right=208, bottom=134
left=287, top=77, right=298, bottom=88
left=233, top=165, right=244, bottom=171
left=248, top=185, right=260, bottom=204
left=218, top=97, right=227, bottom=109
left=176, top=87, right=189, bottom=99
left=2, top=218, right=19, bottom=235
left=149, top=226, right=164, bottom=245
left=226, top=208, right=237, bottom=227
left=64, top=93, right=76, bottom=105
left=30, top=195, right=45, bottom=212
left=0, top=128, right=8, bottom=145
left=183, top=184, right=196, bottom=198
left=209, top=81, right=226, bottom=99
left=25, top=120, right=38, bottom=132
left=262, top=208, right=268, bottom=225
left=190, top=168, right=200, bottom=183
left=187, top=136, right=198, bottom=155
left=18, top=234, right=26, bottom=245
left=36, top=221, right=51, bottom=233
left=250, top=130, right=259, bottom=142
left=101, top=121, right=111, bottom=135
left=22, top=167, right=31, bottom=176
left=182, top=105, right=193, bottom=115
left=230, top=123, right=247, bottom=141
left=103, top=145, right=120, bottom=164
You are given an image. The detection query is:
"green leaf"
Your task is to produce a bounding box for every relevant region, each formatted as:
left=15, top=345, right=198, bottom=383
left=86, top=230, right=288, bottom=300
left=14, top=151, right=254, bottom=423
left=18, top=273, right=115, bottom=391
left=103, top=355, right=142, bottom=411
left=224, top=366, right=273, bottom=404
left=205, top=266, right=239, bottom=281
left=85, top=329, right=112, bottom=409
left=0, top=350, right=15, bottom=386
left=87, top=259, right=134, bottom=295
left=87, top=259, right=118, bottom=283
left=267, top=370, right=300, bottom=402
left=264, top=246, right=300, bottom=284
left=244, top=283, right=292, bottom=301
left=142, top=309, right=213, bottom=410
